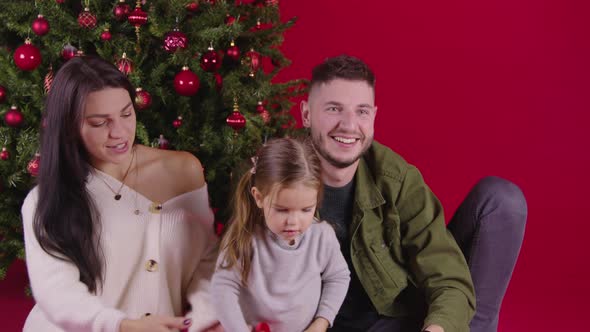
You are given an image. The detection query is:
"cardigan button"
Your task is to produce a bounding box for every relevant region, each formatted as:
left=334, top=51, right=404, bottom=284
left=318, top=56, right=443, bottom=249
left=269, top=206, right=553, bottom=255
left=146, top=259, right=159, bottom=272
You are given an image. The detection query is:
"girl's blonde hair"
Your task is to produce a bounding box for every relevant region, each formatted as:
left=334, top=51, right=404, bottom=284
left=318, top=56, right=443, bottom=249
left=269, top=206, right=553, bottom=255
left=220, top=137, right=323, bottom=285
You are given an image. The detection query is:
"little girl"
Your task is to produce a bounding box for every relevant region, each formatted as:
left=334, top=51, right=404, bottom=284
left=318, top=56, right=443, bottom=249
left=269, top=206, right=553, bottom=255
left=211, top=138, right=350, bottom=332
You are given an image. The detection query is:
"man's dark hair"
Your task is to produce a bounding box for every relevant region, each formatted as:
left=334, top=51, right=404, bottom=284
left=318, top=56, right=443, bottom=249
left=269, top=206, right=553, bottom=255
left=310, top=55, right=376, bottom=89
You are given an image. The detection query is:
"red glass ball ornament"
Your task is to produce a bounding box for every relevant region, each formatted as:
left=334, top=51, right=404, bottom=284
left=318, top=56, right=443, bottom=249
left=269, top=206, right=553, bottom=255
left=1, top=148, right=9, bottom=161
left=116, top=53, right=133, bottom=75
left=113, top=0, right=131, bottom=21
left=78, top=7, right=97, bottom=29
left=214, top=73, right=223, bottom=91
left=225, top=14, right=236, bottom=25
left=13, top=39, right=42, bottom=71
left=128, top=5, right=148, bottom=27
left=135, top=87, right=152, bottom=110
left=32, top=14, right=50, bottom=36
left=174, top=66, right=200, bottom=96
left=226, top=41, right=240, bottom=62
left=226, top=111, right=246, bottom=131
left=172, top=116, right=183, bottom=128
left=4, top=106, right=24, bottom=127
left=158, top=135, right=170, bottom=150
left=186, top=2, right=199, bottom=12
left=100, top=29, right=112, bottom=41
left=0, top=85, right=6, bottom=103
left=200, top=47, right=222, bottom=72
left=163, top=29, right=188, bottom=53
left=62, top=44, right=77, bottom=61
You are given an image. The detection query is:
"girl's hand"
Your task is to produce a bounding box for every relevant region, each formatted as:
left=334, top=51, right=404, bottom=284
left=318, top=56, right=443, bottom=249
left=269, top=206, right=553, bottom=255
left=303, top=317, right=329, bottom=332
left=119, top=315, right=191, bottom=332
left=423, top=324, right=445, bottom=332
left=201, top=321, right=224, bottom=332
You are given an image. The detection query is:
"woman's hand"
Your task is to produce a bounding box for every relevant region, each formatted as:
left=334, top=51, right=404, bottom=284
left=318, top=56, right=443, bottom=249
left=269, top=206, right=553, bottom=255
left=303, top=317, right=330, bottom=332
left=119, top=315, right=192, bottom=332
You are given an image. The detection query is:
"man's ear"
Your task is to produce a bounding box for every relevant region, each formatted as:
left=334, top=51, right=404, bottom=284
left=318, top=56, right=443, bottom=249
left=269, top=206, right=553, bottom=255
left=251, top=186, right=264, bottom=208
left=300, top=100, right=311, bottom=128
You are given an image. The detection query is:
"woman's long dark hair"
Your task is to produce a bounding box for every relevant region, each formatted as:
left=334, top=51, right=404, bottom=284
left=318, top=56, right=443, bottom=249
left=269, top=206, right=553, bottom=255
left=34, top=56, right=135, bottom=293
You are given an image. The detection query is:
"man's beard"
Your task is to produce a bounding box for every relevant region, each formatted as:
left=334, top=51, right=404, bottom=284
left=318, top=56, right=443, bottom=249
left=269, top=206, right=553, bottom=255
left=310, top=130, right=372, bottom=169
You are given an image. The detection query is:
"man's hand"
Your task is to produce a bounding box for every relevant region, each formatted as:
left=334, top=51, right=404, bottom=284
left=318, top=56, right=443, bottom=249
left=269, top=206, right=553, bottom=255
left=303, top=317, right=330, bottom=332
left=119, top=314, right=191, bottom=332
left=423, top=324, right=444, bottom=332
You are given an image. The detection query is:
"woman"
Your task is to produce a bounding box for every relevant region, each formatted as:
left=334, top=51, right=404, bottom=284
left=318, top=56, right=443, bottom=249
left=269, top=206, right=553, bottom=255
left=21, top=56, right=222, bottom=332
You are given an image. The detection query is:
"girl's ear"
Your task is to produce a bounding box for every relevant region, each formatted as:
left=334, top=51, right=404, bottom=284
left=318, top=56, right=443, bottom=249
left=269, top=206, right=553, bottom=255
left=251, top=186, right=264, bottom=208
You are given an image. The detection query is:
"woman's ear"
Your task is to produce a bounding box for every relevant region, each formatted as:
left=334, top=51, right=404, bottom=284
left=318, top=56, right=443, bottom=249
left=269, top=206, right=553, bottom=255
left=251, top=186, right=264, bottom=208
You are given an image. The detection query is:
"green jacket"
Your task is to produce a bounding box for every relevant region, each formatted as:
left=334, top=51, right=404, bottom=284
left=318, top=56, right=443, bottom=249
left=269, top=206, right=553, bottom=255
left=350, top=141, right=475, bottom=332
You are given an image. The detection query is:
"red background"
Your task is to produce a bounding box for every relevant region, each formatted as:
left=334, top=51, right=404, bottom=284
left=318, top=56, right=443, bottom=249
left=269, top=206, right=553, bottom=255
left=2, top=1, right=589, bottom=330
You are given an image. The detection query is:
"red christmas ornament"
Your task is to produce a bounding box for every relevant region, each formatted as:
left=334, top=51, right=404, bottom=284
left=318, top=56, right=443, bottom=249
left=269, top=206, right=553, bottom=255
left=172, top=116, right=183, bottom=128
left=158, top=134, right=170, bottom=150
left=128, top=4, right=148, bottom=27
left=62, top=43, right=77, bottom=61
left=13, top=39, right=42, bottom=71
left=0, top=85, right=6, bottom=103
left=226, top=40, right=240, bottom=62
left=266, top=0, right=279, bottom=5
left=186, top=2, right=199, bottom=12
left=44, top=66, right=54, bottom=94
left=227, top=101, right=246, bottom=131
left=100, top=28, right=112, bottom=41
left=256, top=101, right=270, bottom=124
left=4, top=106, right=24, bottom=127
left=32, top=14, right=50, bottom=36
left=134, top=87, right=152, bottom=110
left=27, top=153, right=41, bottom=177
left=174, top=66, right=200, bottom=96
left=163, top=29, right=188, bottom=53
left=214, top=73, right=223, bottom=91
left=78, top=7, right=98, bottom=29
left=1, top=147, right=9, bottom=161
left=245, top=49, right=261, bottom=77
left=254, top=322, right=271, bottom=332
left=225, top=14, right=236, bottom=25
left=116, top=52, right=133, bottom=75
left=214, top=220, right=224, bottom=237
left=113, top=0, right=131, bottom=21
left=56, top=0, right=65, bottom=3
left=200, top=46, right=222, bottom=72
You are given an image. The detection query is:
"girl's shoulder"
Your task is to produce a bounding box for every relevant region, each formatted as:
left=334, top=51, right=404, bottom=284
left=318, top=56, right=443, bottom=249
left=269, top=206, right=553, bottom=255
left=309, top=219, right=339, bottom=243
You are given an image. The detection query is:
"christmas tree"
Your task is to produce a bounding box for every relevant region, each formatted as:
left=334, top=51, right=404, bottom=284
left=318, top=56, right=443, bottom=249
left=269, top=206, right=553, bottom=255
left=0, top=0, right=305, bottom=282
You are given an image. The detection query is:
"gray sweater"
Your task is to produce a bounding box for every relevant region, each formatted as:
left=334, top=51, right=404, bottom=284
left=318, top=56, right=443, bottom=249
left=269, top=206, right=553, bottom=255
left=211, top=221, right=350, bottom=332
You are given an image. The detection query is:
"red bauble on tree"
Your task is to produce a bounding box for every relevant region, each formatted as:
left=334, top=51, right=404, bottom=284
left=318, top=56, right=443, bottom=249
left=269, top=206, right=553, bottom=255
left=14, top=39, right=42, bottom=71
left=134, top=87, right=152, bottom=110
left=62, top=43, right=77, bottom=61
left=163, top=29, right=188, bottom=53
left=200, top=46, right=222, bottom=72
left=32, top=14, right=50, bottom=36
left=226, top=40, right=240, bottom=62
left=27, top=153, right=41, bottom=177
left=44, top=66, right=54, bottom=94
left=4, top=106, right=24, bottom=127
left=226, top=101, right=246, bottom=131
left=113, top=0, right=131, bottom=21
left=186, top=1, right=199, bottom=12
left=174, top=66, right=200, bottom=96
left=225, top=14, right=236, bottom=25
left=172, top=116, right=183, bottom=128
left=128, top=3, right=148, bottom=27
left=116, top=53, right=133, bottom=75
left=256, top=101, right=270, bottom=124
left=100, top=28, right=112, bottom=41
left=78, top=7, right=98, bottom=29
left=1, top=147, right=9, bottom=161
left=214, top=73, right=223, bottom=91
left=158, top=134, right=170, bottom=150
left=245, top=49, right=261, bottom=77
left=0, top=85, right=6, bottom=103
left=56, top=0, right=65, bottom=3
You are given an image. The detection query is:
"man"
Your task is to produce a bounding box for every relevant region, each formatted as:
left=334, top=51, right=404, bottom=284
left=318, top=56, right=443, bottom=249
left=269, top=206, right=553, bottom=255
left=301, top=55, right=527, bottom=332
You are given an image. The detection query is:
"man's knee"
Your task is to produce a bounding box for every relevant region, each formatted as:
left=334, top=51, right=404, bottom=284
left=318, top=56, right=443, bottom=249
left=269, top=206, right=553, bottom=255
left=473, top=176, right=528, bottom=224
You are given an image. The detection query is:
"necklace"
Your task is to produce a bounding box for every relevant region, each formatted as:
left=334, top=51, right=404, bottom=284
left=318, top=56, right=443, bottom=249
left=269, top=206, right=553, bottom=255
left=97, top=146, right=136, bottom=201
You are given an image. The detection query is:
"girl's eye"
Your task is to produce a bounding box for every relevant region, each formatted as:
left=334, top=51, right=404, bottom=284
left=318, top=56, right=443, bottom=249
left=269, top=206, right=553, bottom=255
left=302, top=208, right=313, bottom=213
left=122, top=112, right=133, bottom=118
left=89, top=121, right=107, bottom=127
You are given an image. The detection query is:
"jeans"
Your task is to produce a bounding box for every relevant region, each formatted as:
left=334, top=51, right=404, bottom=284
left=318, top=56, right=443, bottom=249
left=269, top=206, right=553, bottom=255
left=331, top=176, right=527, bottom=332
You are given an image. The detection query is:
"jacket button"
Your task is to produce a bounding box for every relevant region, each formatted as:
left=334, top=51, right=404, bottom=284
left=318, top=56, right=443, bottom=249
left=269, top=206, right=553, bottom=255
left=146, top=259, right=158, bottom=272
